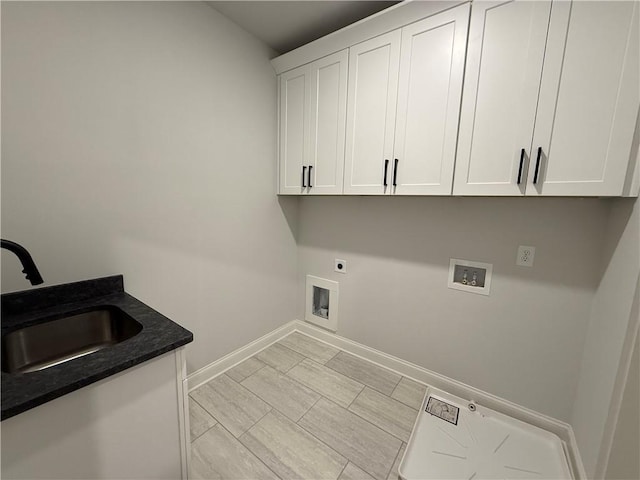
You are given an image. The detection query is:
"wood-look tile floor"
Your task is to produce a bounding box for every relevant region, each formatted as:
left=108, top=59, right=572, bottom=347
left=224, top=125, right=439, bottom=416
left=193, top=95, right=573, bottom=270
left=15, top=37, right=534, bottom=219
left=189, top=332, right=426, bottom=480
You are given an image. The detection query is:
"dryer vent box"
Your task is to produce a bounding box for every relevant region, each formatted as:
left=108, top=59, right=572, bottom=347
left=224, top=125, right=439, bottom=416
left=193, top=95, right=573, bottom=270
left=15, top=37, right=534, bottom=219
left=305, top=275, right=339, bottom=331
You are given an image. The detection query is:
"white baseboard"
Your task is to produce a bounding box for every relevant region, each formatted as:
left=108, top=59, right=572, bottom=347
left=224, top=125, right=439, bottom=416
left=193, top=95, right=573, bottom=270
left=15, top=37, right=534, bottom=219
left=186, top=321, right=298, bottom=392
left=186, top=319, right=586, bottom=479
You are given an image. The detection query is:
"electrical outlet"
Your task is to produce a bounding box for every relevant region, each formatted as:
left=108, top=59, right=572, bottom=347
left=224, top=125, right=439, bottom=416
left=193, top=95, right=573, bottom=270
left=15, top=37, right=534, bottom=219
left=516, top=246, right=535, bottom=267
left=334, top=259, right=347, bottom=274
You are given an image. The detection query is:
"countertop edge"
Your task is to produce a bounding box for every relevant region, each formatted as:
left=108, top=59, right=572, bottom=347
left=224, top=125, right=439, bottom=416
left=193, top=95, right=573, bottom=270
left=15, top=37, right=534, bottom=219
left=1, top=276, right=194, bottom=421
left=1, top=335, right=192, bottom=421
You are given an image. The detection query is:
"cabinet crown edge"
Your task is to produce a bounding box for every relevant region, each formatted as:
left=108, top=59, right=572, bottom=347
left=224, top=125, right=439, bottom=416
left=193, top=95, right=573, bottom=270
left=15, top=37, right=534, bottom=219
left=271, top=0, right=469, bottom=75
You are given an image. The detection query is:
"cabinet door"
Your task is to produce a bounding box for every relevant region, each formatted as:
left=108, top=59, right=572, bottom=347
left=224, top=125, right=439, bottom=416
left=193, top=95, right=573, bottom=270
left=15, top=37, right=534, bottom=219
left=392, top=4, right=469, bottom=195
left=307, top=50, right=348, bottom=195
left=453, top=0, right=551, bottom=195
left=527, top=1, right=640, bottom=196
left=343, top=30, right=401, bottom=195
left=278, top=65, right=310, bottom=194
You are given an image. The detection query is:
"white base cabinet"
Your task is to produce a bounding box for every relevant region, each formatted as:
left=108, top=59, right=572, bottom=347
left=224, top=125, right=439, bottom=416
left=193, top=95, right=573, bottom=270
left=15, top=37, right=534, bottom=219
left=1, top=350, right=189, bottom=480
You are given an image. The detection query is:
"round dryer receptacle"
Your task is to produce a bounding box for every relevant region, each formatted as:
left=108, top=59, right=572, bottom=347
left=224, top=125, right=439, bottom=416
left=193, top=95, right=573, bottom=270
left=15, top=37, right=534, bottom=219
left=334, top=259, right=347, bottom=273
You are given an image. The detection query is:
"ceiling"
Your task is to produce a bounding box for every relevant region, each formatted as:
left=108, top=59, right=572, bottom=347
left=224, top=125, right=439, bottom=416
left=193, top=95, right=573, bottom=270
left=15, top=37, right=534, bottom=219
left=207, top=1, right=399, bottom=55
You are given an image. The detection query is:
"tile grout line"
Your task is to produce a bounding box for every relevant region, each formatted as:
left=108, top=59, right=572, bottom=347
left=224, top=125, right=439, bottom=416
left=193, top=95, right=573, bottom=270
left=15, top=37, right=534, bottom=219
left=391, top=398, right=420, bottom=413
left=283, top=355, right=305, bottom=373
left=389, top=382, right=426, bottom=411
left=276, top=335, right=340, bottom=366
left=336, top=460, right=349, bottom=480
left=187, top=394, right=219, bottom=443
left=283, top=357, right=367, bottom=408
left=240, top=393, right=350, bottom=480
left=257, top=343, right=306, bottom=374
left=216, top=372, right=275, bottom=438
left=282, top=356, right=416, bottom=446
left=288, top=341, right=418, bottom=433
left=323, top=353, right=402, bottom=398
left=227, top=357, right=267, bottom=383
left=292, top=328, right=433, bottom=389
left=390, top=371, right=403, bottom=392
left=214, top=419, right=284, bottom=480
left=322, top=364, right=411, bottom=422
left=292, top=330, right=347, bottom=358
left=242, top=407, right=273, bottom=437
left=345, top=383, right=366, bottom=410
left=322, top=348, right=340, bottom=365
left=323, top=363, right=398, bottom=397
left=273, top=340, right=308, bottom=360
left=349, top=459, right=385, bottom=480
left=289, top=335, right=411, bottom=401
left=364, top=377, right=426, bottom=413
left=345, top=391, right=416, bottom=444
left=297, top=396, right=404, bottom=478
left=383, top=441, right=405, bottom=480
left=189, top=393, right=222, bottom=439
left=305, top=395, right=323, bottom=413
left=242, top=363, right=269, bottom=380
left=189, top=425, right=214, bottom=444
left=395, top=397, right=425, bottom=411
left=211, top=354, right=415, bottom=444
left=240, top=360, right=322, bottom=423
left=291, top=398, right=355, bottom=478
left=304, top=385, right=406, bottom=443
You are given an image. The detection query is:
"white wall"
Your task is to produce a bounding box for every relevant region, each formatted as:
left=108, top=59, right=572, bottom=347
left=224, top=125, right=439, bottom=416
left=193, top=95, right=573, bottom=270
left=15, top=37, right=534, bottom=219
left=571, top=198, right=640, bottom=477
left=297, top=196, right=609, bottom=421
left=605, top=327, right=640, bottom=480
left=0, top=1, right=299, bottom=374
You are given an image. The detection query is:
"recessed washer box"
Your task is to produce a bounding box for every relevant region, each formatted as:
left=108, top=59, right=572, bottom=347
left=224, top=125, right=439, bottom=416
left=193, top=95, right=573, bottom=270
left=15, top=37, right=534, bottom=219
left=448, top=258, right=493, bottom=296
left=305, top=275, right=339, bottom=331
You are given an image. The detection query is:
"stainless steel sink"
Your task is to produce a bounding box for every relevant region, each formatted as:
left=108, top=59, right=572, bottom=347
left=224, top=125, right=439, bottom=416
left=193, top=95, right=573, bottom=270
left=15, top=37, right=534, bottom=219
left=1, top=307, right=143, bottom=374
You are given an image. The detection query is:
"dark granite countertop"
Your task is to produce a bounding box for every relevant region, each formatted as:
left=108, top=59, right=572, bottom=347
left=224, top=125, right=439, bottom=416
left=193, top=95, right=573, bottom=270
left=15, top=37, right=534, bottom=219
left=1, top=275, right=193, bottom=420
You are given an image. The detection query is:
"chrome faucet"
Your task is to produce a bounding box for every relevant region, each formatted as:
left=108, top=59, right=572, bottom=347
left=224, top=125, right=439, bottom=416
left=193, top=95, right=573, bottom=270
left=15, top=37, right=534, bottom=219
left=1, top=239, right=43, bottom=285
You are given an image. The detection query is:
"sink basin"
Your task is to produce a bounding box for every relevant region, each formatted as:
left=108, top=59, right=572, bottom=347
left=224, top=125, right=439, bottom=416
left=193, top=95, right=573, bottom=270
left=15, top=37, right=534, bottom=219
left=1, top=307, right=143, bottom=374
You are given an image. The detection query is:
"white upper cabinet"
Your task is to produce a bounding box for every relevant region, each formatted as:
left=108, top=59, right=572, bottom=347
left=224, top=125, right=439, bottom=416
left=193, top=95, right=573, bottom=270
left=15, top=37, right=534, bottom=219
left=343, top=30, right=401, bottom=195
left=528, top=0, right=639, bottom=196
left=308, top=50, right=349, bottom=194
left=278, top=65, right=310, bottom=194
left=455, top=0, right=639, bottom=197
left=278, top=50, right=348, bottom=195
left=454, top=0, right=552, bottom=195
left=393, top=5, right=469, bottom=195
left=344, top=4, right=470, bottom=195
left=276, top=0, right=639, bottom=197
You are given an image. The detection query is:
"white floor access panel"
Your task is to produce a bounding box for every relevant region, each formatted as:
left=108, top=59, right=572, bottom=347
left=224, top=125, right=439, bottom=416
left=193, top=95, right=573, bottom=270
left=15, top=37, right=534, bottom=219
left=399, top=388, right=573, bottom=479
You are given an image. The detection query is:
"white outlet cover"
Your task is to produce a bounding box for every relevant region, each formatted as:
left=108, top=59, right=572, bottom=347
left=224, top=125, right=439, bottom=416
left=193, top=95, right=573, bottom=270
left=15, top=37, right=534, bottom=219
left=334, top=259, right=347, bottom=274
left=517, top=246, right=536, bottom=267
